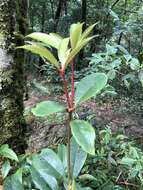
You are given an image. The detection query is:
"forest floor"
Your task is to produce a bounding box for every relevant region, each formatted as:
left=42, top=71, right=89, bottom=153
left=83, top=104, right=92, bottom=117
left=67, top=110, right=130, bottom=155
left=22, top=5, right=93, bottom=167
left=24, top=77, right=143, bottom=153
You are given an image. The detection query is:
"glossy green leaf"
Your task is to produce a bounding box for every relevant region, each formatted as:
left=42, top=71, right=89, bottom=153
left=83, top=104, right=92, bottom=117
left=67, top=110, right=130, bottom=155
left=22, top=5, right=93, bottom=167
left=70, top=23, right=83, bottom=49
left=75, top=73, right=108, bottom=105
left=70, top=120, right=96, bottom=155
left=66, top=36, right=95, bottom=65
left=26, top=32, right=62, bottom=49
left=17, top=44, right=59, bottom=68
left=31, top=100, right=66, bottom=117
left=40, top=148, right=65, bottom=177
left=57, top=144, right=67, bottom=170
left=81, top=23, right=97, bottom=40
left=0, top=144, right=19, bottom=162
left=31, top=155, right=61, bottom=180
left=2, top=161, right=11, bottom=179
left=58, top=37, right=70, bottom=66
left=71, top=138, right=87, bottom=178
left=3, top=175, right=24, bottom=190
left=13, top=168, right=23, bottom=184
left=31, top=166, right=58, bottom=190
left=30, top=166, right=51, bottom=190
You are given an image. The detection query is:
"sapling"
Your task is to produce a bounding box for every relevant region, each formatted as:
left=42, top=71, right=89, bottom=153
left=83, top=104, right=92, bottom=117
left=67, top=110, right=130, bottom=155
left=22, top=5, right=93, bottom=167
left=18, top=22, right=108, bottom=189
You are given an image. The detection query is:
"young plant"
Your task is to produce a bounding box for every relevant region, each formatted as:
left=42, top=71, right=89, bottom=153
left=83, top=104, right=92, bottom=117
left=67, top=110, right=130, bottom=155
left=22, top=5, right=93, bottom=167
left=17, top=22, right=108, bottom=189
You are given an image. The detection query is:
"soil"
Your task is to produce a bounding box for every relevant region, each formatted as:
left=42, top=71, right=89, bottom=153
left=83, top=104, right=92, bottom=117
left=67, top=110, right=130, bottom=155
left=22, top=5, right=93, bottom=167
left=24, top=85, right=143, bottom=153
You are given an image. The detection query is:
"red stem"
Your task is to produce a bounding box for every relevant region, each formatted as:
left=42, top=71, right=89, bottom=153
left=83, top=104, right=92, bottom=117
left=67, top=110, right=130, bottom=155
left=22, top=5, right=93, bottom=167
left=71, top=60, right=75, bottom=107
left=60, top=70, right=71, bottom=109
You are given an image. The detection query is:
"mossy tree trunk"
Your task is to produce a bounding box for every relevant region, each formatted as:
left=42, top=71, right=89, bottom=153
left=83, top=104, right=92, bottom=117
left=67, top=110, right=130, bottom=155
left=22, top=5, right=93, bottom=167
left=0, top=0, right=27, bottom=148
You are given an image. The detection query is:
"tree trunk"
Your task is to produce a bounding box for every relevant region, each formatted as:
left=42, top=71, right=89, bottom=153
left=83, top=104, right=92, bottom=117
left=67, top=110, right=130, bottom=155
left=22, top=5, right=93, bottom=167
left=54, top=0, right=65, bottom=32
left=0, top=0, right=27, bottom=149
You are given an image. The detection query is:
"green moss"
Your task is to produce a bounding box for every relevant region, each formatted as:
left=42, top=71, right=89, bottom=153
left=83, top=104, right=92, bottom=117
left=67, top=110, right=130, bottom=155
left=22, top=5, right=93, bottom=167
left=0, top=0, right=27, bottom=147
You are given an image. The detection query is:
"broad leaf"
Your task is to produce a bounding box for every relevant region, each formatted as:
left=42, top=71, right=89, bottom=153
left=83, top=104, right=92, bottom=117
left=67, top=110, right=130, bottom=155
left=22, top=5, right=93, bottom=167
left=31, top=155, right=61, bottom=180
left=66, top=36, right=95, bottom=65
left=81, top=23, right=97, bottom=40
left=75, top=73, right=108, bottom=105
left=70, top=120, right=96, bottom=155
left=26, top=32, right=62, bottom=49
left=70, top=23, right=83, bottom=49
left=2, top=161, right=11, bottom=179
left=40, top=148, right=65, bottom=177
left=58, top=37, right=70, bottom=67
left=13, top=169, right=23, bottom=184
left=57, top=144, right=67, bottom=170
left=71, top=138, right=87, bottom=178
left=0, top=144, right=18, bottom=162
left=30, top=167, right=51, bottom=190
left=3, top=175, right=24, bottom=190
left=31, top=100, right=66, bottom=117
left=17, top=44, right=59, bottom=68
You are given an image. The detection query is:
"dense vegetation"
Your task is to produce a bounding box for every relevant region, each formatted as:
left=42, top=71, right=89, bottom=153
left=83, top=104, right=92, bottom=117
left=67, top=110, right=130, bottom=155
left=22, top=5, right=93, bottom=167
left=0, top=0, right=143, bottom=190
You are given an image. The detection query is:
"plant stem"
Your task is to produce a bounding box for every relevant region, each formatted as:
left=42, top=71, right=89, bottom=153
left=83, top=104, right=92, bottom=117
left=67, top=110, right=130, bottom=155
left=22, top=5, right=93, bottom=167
left=60, top=70, right=72, bottom=188
left=67, top=111, right=72, bottom=189
left=60, top=71, right=71, bottom=109
left=71, top=60, right=75, bottom=107
left=60, top=65, right=75, bottom=189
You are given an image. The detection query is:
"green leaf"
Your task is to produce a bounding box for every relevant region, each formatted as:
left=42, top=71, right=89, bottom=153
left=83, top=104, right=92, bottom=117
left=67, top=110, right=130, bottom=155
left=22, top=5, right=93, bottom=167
left=40, top=148, right=65, bottom=177
left=0, top=144, right=19, bottom=162
left=70, top=23, right=83, bottom=49
left=75, top=73, right=108, bottom=106
left=14, top=168, right=23, bottom=184
left=30, top=166, right=51, bottom=190
left=129, top=58, right=140, bottom=70
left=81, top=23, right=98, bottom=40
left=106, top=44, right=117, bottom=55
left=79, top=174, right=97, bottom=181
left=2, top=161, right=11, bottom=179
left=72, top=180, right=77, bottom=190
left=17, top=44, right=59, bottom=68
left=57, top=144, right=67, bottom=170
left=31, top=166, right=58, bottom=190
left=70, top=120, right=96, bottom=155
left=31, top=100, right=66, bottom=117
left=138, top=70, right=143, bottom=86
left=26, top=32, right=62, bottom=49
left=58, top=37, right=70, bottom=66
left=107, top=70, right=116, bottom=80
left=71, top=138, right=87, bottom=178
left=120, top=157, right=135, bottom=166
left=31, top=155, right=61, bottom=180
left=66, top=36, right=95, bottom=65
left=4, top=175, right=24, bottom=190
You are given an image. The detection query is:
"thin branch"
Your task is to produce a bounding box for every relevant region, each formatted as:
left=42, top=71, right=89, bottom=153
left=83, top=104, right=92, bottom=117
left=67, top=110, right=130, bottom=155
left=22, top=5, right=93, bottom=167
left=71, top=60, right=75, bottom=107
left=61, top=71, right=71, bottom=109
left=111, top=0, right=121, bottom=9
